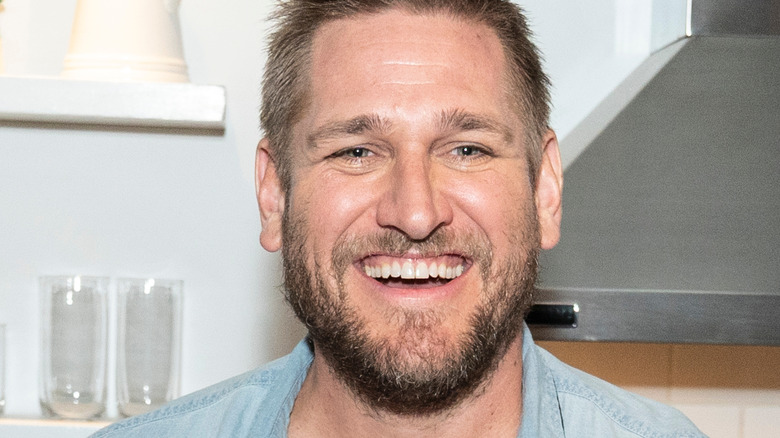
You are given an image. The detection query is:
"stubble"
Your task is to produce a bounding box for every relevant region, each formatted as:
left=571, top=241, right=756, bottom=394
left=281, top=204, right=539, bottom=416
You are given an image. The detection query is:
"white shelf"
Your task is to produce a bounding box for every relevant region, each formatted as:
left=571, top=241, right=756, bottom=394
left=0, top=76, right=226, bottom=130
left=0, top=417, right=112, bottom=438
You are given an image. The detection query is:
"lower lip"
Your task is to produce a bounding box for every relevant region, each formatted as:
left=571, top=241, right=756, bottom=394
left=378, top=278, right=451, bottom=288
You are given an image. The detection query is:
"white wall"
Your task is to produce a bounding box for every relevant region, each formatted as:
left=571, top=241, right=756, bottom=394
left=0, top=0, right=679, bottom=420
left=0, top=0, right=303, bottom=419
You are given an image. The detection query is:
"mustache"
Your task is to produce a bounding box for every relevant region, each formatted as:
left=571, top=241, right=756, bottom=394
left=331, top=228, right=494, bottom=281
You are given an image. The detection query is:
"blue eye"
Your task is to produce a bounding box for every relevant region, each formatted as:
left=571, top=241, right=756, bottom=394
left=345, top=147, right=371, bottom=158
left=454, top=145, right=483, bottom=156
left=327, top=146, right=377, bottom=166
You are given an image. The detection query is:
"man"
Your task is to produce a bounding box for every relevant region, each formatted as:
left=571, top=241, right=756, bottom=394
left=94, top=1, right=705, bottom=436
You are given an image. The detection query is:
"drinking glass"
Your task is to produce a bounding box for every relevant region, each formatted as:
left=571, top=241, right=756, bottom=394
left=116, top=278, right=182, bottom=417
left=39, top=275, right=108, bottom=419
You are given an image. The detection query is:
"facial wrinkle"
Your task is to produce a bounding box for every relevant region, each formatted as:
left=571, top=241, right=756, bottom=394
left=381, top=60, right=448, bottom=67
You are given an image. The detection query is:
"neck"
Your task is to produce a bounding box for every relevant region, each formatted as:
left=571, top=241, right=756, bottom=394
left=288, top=333, right=524, bottom=438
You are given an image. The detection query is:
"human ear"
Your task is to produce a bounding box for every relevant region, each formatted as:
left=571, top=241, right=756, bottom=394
left=255, top=138, right=284, bottom=252
left=534, top=130, right=563, bottom=250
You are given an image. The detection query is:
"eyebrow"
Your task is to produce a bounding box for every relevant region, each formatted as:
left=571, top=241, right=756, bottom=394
left=307, top=114, right=391, bottom=148
left=437, top=109, right=514, bottom=143
left=306, top=109, right=514, bottom=148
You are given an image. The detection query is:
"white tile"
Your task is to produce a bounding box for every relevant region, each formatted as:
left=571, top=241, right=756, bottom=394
left=622, top=386, right=670, bottom=404
left=742, top=406, right=780, bottom=438
left=669, top=388, right=780, bottom=406
left=672, top=405, right=740, bottom=438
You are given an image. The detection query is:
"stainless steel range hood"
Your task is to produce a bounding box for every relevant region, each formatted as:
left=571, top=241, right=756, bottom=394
left=529, top=0, right=780, bottom=346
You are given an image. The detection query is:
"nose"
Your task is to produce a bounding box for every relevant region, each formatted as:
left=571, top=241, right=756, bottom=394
left=375, top=153, right=453, bottom=240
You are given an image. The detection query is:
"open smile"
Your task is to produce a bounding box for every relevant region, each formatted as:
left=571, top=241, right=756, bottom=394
left=360, top=255, right=469, bottom=284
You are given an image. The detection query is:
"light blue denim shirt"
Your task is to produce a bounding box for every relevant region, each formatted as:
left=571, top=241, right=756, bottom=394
left=92, top=324, right=706, bottom=437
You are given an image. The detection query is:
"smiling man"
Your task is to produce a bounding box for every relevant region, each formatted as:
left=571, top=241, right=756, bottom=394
left=262, top=7, right=554, bottom=428
left=93, top=1, right=705, bottom=437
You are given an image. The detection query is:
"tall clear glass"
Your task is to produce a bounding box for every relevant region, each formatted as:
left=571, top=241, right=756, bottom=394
left=116, top=278, right=182, bottom=417
left=39, top=275, right=108, bottom=419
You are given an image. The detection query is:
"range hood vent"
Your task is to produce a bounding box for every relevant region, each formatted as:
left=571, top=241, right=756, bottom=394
left=530, top=0, right=780, bottom=345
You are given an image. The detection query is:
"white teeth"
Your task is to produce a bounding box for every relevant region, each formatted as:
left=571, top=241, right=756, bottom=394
left=415, top=263, right=429, bottom=279
left=401, top=261, right=415, bottom=279
left=391, top=261, right=401, bottom=277
left=364, top=260, right=465, bottom=280
left=429, top=262, right=438, bottom=278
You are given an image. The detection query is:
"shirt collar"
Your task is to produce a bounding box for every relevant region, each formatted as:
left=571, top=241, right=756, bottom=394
left=519, top=323, right=566, bottom=437
left=278, top=328, right=566, bottom=437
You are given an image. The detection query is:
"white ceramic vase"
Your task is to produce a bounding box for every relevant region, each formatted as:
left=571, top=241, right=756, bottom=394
left=62, top=0, right=189, bottom=83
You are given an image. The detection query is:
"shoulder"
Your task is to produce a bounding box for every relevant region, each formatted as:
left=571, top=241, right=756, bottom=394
left=91, top=339, right=313, bottom=438
left=535, top=346, right=706, bottom=438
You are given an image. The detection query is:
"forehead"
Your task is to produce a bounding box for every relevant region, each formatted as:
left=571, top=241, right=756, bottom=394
left=312, top=9, right=505, bottom=72
left=305, top=9, right=512, bottom=125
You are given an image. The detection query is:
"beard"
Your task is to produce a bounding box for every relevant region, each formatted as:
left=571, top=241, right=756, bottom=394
left=281, top=206, right=540, bottom=417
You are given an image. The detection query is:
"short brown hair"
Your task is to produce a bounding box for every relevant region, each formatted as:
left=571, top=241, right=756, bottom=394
left=261, top=0, right=551, bottom=191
